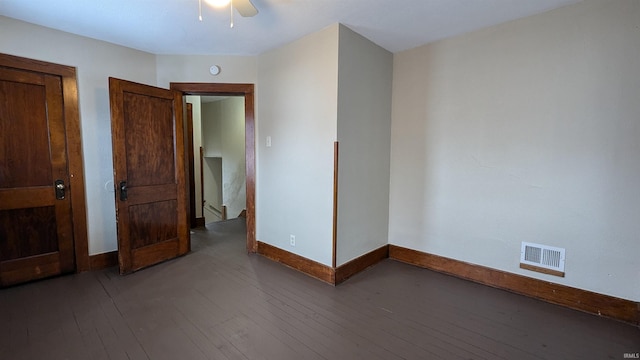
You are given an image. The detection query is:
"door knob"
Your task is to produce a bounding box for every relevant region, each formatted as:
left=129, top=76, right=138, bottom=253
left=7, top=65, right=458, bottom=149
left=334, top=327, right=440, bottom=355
left=55, top=180, right=66, bottom=200
left=119, top=181, right=128, bottom=201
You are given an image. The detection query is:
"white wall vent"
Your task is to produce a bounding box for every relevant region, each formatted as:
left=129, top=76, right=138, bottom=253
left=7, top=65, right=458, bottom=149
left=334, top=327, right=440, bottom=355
left=520, top=242, right=565, bottom=277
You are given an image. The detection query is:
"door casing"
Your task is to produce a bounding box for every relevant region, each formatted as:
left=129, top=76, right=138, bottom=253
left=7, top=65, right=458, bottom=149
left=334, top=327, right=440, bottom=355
left=170, top=83, right=256, bottom=253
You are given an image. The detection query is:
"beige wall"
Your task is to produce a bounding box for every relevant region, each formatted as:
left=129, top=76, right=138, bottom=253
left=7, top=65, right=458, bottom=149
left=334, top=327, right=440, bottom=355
left=336, top=25, right=393, bottom=266
left=256, top=24, right=340, bottom=266
left=201, top=97, right=246, bottom=222
left=219, top=97, right=247, bottom=219
left=202, top=101, right=224, bottom=222
left=389, top=0, right=640, bottom=301
left=155, top=54, right=257, bottom=88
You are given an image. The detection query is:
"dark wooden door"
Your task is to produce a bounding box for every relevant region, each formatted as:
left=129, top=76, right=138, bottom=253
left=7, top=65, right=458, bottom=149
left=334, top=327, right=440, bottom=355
left=0, top=66, right=75, bottom=286
left=109, top=78, right=189, bottom=274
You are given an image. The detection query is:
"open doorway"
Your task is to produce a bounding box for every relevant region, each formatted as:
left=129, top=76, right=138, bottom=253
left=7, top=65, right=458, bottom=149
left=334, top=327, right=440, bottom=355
left=171, top=83, right=256, bottom=253
left=194, top=95, right=246, bottom=224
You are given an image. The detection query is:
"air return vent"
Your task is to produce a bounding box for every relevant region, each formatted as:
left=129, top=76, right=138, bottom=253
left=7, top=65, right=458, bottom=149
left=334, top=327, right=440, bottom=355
left=520, top=242, right=565, bottom=277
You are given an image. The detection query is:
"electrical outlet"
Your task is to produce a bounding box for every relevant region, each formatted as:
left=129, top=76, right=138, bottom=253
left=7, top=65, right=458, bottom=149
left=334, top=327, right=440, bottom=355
left=290, top=234, right=296, bottom=246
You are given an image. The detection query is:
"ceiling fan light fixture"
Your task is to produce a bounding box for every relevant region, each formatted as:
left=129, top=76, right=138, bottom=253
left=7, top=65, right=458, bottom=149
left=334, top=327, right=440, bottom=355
left=204, top=0, right=231, bottom=8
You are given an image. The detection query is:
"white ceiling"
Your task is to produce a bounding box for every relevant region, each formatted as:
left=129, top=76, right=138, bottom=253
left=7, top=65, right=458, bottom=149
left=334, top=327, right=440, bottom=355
left=0, top=0, right=582, bottom=56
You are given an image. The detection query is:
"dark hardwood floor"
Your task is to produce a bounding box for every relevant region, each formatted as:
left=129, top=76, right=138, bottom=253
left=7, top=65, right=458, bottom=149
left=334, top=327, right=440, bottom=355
left=1, top=218, right=638, bottom=359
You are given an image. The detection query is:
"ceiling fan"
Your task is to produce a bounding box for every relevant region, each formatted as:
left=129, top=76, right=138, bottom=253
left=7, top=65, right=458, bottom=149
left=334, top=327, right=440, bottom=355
left=198, top=0, right=258, bottom=28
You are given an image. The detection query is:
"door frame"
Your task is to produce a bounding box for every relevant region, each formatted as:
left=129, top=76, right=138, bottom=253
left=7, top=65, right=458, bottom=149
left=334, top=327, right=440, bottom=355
left=170, top=83, right=256, bottom=253
left=0, top=53, right=89, bottom=271
left=184, top=103, right=198, bottom=227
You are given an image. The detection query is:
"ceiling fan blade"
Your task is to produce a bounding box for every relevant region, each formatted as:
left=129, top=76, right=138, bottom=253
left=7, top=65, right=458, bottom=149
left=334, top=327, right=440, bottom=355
left=234, top=0, right=258, bottom=17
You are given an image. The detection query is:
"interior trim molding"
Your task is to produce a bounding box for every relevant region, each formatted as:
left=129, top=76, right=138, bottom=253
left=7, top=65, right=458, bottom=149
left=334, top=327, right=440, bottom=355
left=520, top=263, right=565, bottom=278
left=87, top=241, right=639, bottom=325
left=332, top=141, right=339, bottom=269
left=257, top=241, right=335, bottom=284
left=335, top=245, right=389, bottom=285
left=257, top=241, right=390, bottom=286
left=169, top=82, right=256, bottom=253
left=389, top=245, right=639, bottom=325
left=89, top=251, right=118, bottom=270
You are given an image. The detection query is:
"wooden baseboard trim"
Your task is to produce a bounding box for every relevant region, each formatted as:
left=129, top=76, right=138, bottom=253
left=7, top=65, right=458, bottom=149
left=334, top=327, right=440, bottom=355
left=389, top=245, right=639, bottom=325
left=520, top=263, right=565, bottom=278
left=257, top=242, right=391, bottom=286
left=195, top=217, right=206, bottom=227
left=257, top=241, right=335, bottom=284
left=335, top=245, right=389, bottom=285
left=89, top=251, right=118, bottom=270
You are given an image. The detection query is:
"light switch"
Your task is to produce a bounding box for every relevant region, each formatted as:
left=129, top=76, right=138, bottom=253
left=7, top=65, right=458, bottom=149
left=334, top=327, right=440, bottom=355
left=266, top=136, right=272, bottom=147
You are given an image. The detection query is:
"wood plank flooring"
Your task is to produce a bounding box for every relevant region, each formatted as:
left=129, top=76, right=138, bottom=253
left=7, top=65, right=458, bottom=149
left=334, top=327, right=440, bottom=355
left=1, top=218, right=638, bottom=359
